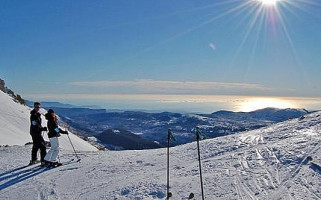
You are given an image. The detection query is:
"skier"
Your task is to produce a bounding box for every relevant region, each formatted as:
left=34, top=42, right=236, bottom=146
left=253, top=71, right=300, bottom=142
left=44, top=109, right=68, bottom=167
left=29, top=102, right=47, bottom=165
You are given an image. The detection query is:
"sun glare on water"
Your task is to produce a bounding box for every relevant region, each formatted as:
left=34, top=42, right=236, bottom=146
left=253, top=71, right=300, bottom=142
left=239, top=97, right=294, bottom=112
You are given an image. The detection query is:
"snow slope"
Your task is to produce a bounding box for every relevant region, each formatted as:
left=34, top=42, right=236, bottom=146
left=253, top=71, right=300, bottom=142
left=0, top=111, right=320, bottom=199
left=0, top=91, right=97, bottom=151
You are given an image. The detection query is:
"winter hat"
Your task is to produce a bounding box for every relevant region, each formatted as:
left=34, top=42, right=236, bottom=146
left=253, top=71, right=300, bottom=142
left=45, top=109, right=54, bottom=120
left=48, top=109, right=55, bottom=114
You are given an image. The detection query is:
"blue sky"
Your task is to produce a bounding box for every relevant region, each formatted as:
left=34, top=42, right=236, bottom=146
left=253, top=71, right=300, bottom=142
left=1, top=0, right=321, bottom=112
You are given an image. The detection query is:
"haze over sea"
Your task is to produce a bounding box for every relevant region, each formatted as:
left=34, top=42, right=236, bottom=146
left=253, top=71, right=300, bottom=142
left=24, top=94, right=321, bottom=114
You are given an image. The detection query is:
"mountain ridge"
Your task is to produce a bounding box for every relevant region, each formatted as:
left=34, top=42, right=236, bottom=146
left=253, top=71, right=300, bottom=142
left=52, top=106, right=309, bottom=149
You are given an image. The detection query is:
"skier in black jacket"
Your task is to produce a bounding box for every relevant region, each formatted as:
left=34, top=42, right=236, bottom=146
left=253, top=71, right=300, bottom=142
left=44, top=109, right=68, bottom=167
left=29, top=102, right=47, bottom=165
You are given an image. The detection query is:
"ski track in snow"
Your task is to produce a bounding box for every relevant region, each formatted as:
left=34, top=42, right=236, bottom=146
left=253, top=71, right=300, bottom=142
left=1, top=107, right=321, bottom=199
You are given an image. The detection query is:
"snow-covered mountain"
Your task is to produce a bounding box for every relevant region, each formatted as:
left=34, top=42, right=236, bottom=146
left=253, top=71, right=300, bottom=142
left=0, top=90, right=97, bottom=151
left=55, top=107, right=308, bottom=149
left=1, top=108, right=320, bottom=199
left=95, top=128, right=162, bottom=150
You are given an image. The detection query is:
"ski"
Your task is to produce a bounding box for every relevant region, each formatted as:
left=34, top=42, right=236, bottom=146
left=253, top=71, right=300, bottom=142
left=26, top=165, right=47, bottom=172
left=45, top=159, right=80, bottom=169
left=29, top=163, right=63, bottom=171
left=63, top=158, right=80, bottom=165
left=45, top=165, right=62, bottom=169
left=26, top=164, right=64, bottom=173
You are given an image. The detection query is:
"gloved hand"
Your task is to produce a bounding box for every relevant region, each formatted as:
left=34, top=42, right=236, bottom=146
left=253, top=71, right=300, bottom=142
left=42, top=127, right=48, bottom=131
left=63, top=130, right=69, bottom=135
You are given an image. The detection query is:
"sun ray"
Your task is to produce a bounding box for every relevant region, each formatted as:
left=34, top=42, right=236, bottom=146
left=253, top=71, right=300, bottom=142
left=284, top=0, right=321, bottom=21
left=279, top=1, right=301, bottom=19
left=245, top=5, right=266, bottom=79
left=83, top=0, right=321, bottom=83
left=84, top=0, right=256, bottom=81
left=169, top=0, right=241, bottom=15
left=180, top=0, right=254, bottom=33
left=273, top=2, right=311, bottom=86
left=225, top=1, right=260, bottom=30
left=275, top=7, right=301, bottom=64
left=216, top=0, right=261, bottom=38
left=225, top=2, right=266, bottom=76
left=295, top=0, right=321, bottom=7
left=121, top=0, right=254, bottom=63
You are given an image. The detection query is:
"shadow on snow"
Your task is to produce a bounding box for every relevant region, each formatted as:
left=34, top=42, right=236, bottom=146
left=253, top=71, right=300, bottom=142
left=310, top=162, right=321, bottom=174
left=0, top=166, right=48, bottom=191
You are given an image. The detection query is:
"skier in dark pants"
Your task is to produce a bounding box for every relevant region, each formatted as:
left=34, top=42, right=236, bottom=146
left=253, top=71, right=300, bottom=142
left=29, top=102, right=47, bottom=165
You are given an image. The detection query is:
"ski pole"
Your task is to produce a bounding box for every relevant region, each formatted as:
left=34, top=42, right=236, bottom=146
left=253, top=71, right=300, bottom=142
left=64, top=125, right=81, bottom=162
left=167, top=128, right=172, bottom=199
left=196, top=126, right=205, bottom=200
left=67, top=134, right=80, bottom=162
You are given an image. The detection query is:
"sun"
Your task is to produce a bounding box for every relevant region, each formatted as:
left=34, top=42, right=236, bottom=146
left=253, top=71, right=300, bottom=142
left=259, top=0, right=281, bottom=6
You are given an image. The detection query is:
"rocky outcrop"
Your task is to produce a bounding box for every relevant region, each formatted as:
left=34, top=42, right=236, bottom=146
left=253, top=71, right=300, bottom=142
left=0, top=78, right=26, bottom=105
left=0, top=78, right=5, bottom=92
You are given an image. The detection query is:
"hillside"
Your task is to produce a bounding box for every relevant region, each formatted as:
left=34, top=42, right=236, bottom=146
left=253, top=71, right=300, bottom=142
left=0, top=111, right=320, bottom=199
left=0, top=90, right=97, bottom=152
left=95, top=128, right=162, bottom=150
left=50, top=107, right=308, bottom=148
